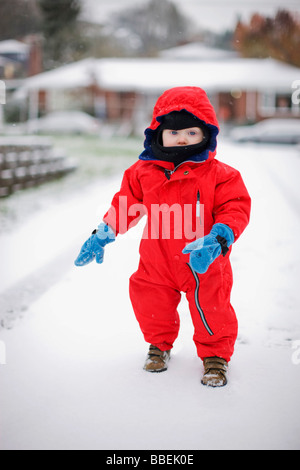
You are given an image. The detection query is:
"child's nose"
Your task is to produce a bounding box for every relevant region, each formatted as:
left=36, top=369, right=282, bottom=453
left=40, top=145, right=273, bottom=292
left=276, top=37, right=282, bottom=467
left=177, top=133, right=188, bottom=145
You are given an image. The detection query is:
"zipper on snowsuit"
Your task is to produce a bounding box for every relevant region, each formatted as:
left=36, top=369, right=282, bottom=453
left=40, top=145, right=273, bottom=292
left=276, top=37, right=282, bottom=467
left=163, top=164, right=211, bottom=335
left=187, top=263, right=214, bottom=336
left=163, top=160, right=200, bottom=180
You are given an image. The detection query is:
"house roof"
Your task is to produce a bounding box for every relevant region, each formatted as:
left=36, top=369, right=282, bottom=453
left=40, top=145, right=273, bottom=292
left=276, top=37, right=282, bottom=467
left=13, top=56, right=300, bottom=99
left=159, top=43, right=238, bottom=61
left=0, top=40, right=30, bottom=56
left=15, top=58, right=95, bottom=93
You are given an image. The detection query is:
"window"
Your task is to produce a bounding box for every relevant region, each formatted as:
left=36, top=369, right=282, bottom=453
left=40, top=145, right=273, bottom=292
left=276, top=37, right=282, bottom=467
left=259, top=91, right=300, bottom=116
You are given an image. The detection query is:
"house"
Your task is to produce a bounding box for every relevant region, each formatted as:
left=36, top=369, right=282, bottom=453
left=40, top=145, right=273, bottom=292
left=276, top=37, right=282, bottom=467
left=11, top=55, right=300, bottom=133
left=0, top=38, right=43, bottom=101
left=0, top=40, right=30, bottom=80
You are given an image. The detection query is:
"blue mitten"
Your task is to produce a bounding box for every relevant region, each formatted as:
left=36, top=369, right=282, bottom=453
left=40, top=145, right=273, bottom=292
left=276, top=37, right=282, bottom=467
left=182, top=223, right=234, bottom=274
left=75, top=223, right=115, bottom=267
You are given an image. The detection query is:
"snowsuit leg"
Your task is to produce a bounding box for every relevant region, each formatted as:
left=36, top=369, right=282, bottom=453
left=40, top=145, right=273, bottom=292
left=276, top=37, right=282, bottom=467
left=130, top=255, right=238, bottom=362
left=129, top=270, right=181, bottom=352
left=184, top=259, right=238, bottom=363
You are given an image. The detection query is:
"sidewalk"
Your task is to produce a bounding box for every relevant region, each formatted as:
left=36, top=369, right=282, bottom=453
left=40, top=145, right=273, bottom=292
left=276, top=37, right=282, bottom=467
left=1, top=140, right=300, bottom=450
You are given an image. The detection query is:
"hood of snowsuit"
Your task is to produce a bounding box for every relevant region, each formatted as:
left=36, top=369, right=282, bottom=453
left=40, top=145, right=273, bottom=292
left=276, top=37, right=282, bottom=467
left=139, top=86, right=220, bottom=163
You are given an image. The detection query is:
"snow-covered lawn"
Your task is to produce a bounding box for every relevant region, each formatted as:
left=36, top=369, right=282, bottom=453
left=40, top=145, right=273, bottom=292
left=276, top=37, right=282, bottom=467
left=0, top=137, right=300, bottom=450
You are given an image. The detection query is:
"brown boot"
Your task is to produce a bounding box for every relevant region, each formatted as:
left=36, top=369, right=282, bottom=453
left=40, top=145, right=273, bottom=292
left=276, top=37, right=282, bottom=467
left=201, top=357, right=228, bottom=387
left=143, top=345, right=171, bottom=373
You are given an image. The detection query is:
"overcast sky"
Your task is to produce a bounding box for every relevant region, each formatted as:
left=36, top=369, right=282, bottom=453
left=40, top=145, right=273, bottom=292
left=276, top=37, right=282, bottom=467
left=82, top=0, right=300, bottom=32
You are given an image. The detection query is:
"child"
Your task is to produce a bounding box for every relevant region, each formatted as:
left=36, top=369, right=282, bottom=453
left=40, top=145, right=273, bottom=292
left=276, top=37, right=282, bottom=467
left=75, top=87, right=251, bottom=387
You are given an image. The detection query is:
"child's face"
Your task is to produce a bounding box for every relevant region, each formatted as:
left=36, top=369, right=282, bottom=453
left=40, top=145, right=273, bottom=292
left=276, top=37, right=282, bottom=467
left=162, top=127, right=204, bottom=147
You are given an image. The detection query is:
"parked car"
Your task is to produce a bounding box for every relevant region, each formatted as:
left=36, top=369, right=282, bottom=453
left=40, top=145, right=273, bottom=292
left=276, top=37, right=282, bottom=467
left=26, top=111, right=101, bottom=135
left=230, top=119, right=300, bottom=144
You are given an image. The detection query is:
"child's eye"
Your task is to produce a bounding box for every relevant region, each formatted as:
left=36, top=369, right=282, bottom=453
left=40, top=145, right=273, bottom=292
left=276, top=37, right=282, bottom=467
left=189, top=131, right=196, bottom=136
left=171, top=131, right=178, bottom=135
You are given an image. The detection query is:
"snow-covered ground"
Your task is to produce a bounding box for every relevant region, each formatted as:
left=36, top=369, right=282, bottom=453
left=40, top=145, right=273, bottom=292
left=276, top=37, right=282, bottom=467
left=0, top=138, right=300, bottom=450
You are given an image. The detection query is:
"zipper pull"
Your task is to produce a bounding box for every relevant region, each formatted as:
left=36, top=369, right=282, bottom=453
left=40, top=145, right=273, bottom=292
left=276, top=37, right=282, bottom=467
left=196, top=190, right=203, bottom=239
left=196, top=191, right=201, bottom=218
left=164, top=169, right=171, bottom=180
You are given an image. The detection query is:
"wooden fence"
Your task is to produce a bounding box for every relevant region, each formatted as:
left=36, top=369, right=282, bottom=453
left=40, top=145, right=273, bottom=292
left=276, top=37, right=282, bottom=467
left=0, top=137, right=77, bottom=197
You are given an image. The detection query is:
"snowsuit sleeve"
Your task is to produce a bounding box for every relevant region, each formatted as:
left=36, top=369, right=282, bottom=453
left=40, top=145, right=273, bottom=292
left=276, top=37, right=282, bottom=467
left=103, top=161, right=145, bottom=236
left=213, top=163, right=251, bottom=241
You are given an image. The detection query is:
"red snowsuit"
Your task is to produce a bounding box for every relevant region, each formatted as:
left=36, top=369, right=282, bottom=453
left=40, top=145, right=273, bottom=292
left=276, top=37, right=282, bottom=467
left=104, top=87, right=251, bottom=362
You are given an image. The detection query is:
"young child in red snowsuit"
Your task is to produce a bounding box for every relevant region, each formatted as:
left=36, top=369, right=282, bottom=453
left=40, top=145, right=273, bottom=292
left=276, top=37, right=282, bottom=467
left=75, top=87, right=251, bottom=387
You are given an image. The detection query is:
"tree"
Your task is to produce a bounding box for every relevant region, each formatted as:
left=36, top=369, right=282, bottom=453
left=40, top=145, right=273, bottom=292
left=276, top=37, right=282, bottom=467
left=0, top=0, right=41, bottom=41
left=111, top=0, right=192, bottom=56
left=233, top=10, right=300, bottom=67
left=38, top=0, right=85, bottom=69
